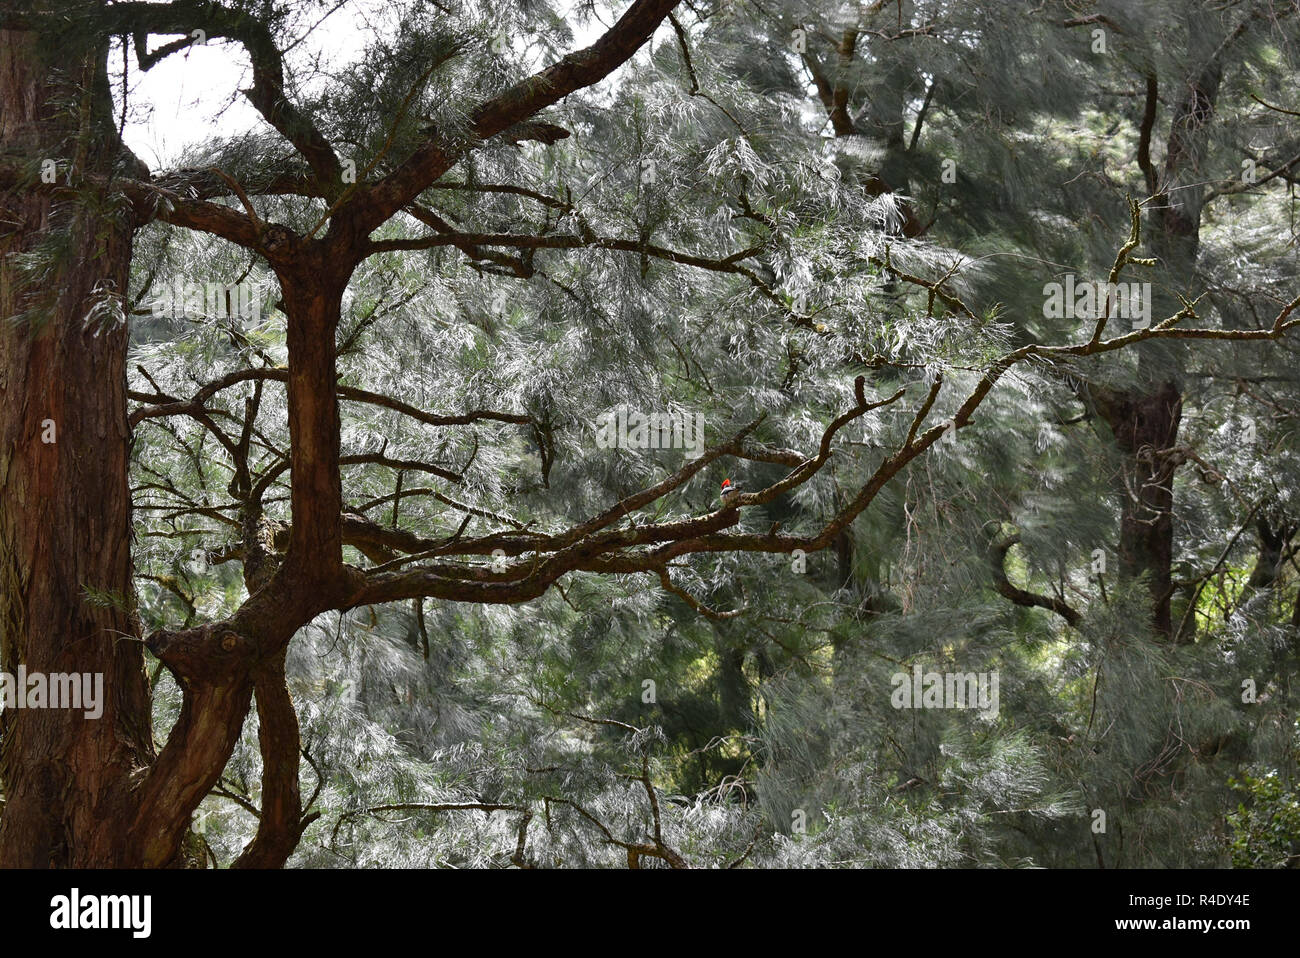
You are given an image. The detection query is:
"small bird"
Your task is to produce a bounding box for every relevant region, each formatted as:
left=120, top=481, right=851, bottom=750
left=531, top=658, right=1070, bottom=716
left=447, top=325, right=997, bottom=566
left=720, top=478, right=742, bottom=508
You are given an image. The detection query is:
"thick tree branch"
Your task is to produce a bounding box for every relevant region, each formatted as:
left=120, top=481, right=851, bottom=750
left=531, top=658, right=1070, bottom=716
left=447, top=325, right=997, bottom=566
left=344, top=0, right=682, bottom=239
left=232, top=654, right=318, bottom=868
left=106, top=0, right=343, bottom=189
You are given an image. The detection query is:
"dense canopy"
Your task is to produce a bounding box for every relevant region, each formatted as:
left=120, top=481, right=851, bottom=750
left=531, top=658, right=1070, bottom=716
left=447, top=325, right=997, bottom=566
left=1, top=0, right=1298, bottom=871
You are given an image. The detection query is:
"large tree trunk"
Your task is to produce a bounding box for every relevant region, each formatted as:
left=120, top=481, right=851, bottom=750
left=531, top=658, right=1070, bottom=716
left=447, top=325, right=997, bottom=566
left=0, top=25, right=155, bottom=866
left=1, top=0, right=678, bottom=869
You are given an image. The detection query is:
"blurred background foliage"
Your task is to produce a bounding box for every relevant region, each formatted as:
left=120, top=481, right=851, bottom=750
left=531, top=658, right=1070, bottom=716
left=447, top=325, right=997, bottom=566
left=125, top=0, right=1300, bottom=867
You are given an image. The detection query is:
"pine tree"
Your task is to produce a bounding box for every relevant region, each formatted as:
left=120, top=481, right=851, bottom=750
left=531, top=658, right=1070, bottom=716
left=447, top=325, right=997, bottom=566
left=1, top=0, right=1298, bottom=869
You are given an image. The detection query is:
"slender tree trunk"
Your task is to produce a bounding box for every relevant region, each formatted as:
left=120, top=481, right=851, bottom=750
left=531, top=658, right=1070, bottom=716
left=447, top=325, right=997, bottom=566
left=1090, top=42, right=1223, bottom=641
left=1093, top=376, right=1183, bottom=639
left=0, top=24, right=155, bottom=866
left=1245, top=520, right=1292, bottom=590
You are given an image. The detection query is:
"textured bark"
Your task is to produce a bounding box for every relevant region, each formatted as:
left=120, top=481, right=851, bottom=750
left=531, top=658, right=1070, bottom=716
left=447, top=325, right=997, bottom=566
left=0, top=25, right=154, bottom=866
left=232, top=654, right=316, bottom=868
left=0, top=0, right=689, bottom=869
left=130, top=269, right=349, bottom=869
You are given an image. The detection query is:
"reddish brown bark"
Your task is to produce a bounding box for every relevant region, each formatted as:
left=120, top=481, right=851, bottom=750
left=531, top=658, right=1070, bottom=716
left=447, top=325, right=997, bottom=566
left=126, top=266, right=351, bottom=868
left=0, top=25, right=155, bottom=867
left=0, top=0, right=683, bottom=867
left=232, top=655, right=317, bottom=869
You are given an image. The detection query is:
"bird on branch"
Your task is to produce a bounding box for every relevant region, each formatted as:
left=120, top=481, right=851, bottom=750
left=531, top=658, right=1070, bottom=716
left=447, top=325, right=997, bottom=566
left=720, top=478, right=743, bottom=508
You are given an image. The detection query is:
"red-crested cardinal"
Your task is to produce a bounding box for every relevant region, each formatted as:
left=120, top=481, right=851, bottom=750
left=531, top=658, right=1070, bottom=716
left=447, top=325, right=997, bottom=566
left=720, top=478, right=743, bottom=507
